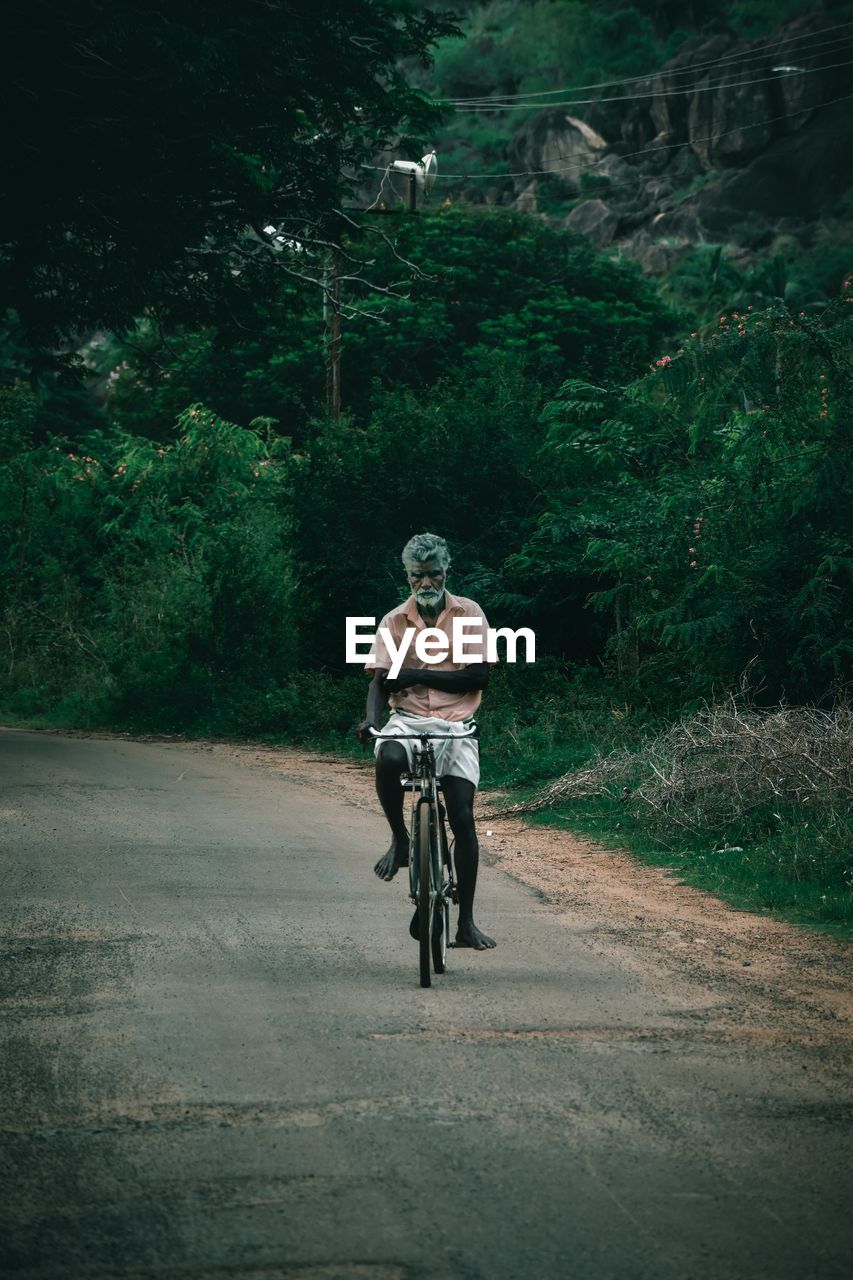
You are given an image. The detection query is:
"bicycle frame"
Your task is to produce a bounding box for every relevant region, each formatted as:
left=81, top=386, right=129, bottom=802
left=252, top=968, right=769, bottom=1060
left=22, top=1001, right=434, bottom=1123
left=369, top=722, right=477, bottom=986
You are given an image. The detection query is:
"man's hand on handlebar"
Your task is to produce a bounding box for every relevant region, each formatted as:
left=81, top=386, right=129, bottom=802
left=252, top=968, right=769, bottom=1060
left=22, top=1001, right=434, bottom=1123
left=355, top=720, right=377, bottom=746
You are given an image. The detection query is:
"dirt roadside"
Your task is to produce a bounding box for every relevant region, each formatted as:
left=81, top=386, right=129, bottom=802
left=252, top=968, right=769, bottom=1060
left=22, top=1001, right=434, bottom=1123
left=20, top=730, right=853, bottom=1065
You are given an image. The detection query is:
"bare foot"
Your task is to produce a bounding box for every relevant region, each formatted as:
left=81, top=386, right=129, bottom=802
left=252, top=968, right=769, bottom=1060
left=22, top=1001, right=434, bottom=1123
left=455, top=920, right=496, bottom=950
left=374, top=836, right=409, bottom=882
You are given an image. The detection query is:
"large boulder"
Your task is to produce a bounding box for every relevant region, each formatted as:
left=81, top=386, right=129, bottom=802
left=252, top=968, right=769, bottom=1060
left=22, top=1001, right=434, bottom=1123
left=649, top=33, right=736, bottom=149
left=588, top=14, right=852, bottom=170
left=696, top=95, right=853, bottom=224
left=687, top=65, right=777, bottom=169
left=508, top=109, right=609, bottom=196
left=621, top=228, right=694, bottom=276
left=565, top=199, right=619, bottom=247
left=684, top=18, right=851, bottom=170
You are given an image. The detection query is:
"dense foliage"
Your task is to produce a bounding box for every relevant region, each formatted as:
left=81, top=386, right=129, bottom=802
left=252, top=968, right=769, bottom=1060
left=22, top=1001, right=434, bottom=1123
left=2, top=0, right=453, bottom=350
left=4, top=285, right=849, bottom=724
left=101, top=204, right=673, bottom=439
left=507, top=293, right=853, bottom=701
left=0, top=398, right=296, bottom=730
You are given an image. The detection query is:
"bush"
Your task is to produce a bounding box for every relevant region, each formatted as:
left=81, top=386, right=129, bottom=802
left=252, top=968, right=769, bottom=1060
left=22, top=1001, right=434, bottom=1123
left=0, top=404, right=298, bottom=730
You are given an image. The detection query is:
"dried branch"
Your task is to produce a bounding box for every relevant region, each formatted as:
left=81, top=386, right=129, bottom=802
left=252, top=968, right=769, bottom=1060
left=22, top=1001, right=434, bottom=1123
left=502, top=697, right=853, bottom=829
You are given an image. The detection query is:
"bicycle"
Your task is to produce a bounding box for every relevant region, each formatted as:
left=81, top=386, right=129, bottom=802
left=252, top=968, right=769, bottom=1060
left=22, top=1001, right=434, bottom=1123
left=369, top=723, right=478, bottom=988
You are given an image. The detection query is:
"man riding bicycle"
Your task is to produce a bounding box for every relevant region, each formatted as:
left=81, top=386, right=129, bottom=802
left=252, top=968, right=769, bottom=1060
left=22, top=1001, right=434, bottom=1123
left=356, top=532, right=496, bottom=951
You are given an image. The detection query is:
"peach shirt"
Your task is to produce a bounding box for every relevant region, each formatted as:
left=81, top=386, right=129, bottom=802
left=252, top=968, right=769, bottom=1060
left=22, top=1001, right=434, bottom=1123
left=365, top=590, right=492, bottom=722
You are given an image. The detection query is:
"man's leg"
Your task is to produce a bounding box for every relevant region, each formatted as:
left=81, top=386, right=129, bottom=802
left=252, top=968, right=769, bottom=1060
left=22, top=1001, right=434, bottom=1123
left=440, top=775, right=496, bottom=950
left=373, top=741, right=410, bottom=881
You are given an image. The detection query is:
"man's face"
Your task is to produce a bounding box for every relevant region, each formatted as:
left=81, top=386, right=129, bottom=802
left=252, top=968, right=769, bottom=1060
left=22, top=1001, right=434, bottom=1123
left=406, top=559, right=446, bottom=608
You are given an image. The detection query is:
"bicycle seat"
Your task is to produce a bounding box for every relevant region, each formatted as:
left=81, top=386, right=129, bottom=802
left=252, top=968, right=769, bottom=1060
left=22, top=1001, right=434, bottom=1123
left=401, top=777, right=441, bottom=791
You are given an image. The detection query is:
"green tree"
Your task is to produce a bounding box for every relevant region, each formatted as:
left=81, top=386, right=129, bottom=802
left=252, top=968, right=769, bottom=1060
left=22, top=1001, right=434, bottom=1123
left=103, top=203, right=675, bottom=439
left=513, top=292, right=853, bottom=701
left=291, top=348, right=548, bottom=668
left=346, top=204, right=675, bottom=393
left=1, top=0, right=453, bottom=354
left=0, top=402, right=297, bottom=729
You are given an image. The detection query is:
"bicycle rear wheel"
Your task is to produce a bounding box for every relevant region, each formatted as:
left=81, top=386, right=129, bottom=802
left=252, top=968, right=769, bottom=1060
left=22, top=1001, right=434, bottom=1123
left=416, top=801, right=433, bottom=988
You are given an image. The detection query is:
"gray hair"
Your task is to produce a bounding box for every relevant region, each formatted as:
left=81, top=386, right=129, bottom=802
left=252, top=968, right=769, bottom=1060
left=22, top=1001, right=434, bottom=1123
left=401, top=532, right=451, bottom=571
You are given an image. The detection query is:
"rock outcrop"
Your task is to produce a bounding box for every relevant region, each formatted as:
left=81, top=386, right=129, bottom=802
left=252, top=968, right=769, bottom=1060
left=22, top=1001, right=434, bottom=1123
left=508, top=15, right=853, bottom=273
left=565, top=198, right=620, bottom=247
left=508, top=110, right=609, bottom=195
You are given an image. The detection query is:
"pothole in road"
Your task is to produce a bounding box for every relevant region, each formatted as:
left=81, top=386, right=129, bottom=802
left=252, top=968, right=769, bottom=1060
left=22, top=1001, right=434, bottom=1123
left=0, top=933, right=143, bottom=1014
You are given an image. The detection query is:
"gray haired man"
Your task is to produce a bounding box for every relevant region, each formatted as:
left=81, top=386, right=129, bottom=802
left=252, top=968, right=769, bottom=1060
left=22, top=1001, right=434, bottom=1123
left=357, top=533, right=496, bottom=949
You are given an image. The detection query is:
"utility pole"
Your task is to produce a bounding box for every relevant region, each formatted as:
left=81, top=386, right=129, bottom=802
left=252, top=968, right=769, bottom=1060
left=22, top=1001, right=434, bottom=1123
left=319, top=152, right=434, bottom=419
left=324, top=251, right=342, bottom=421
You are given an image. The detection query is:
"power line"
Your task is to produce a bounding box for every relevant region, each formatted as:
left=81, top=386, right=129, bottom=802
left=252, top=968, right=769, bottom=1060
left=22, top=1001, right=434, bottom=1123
left=446, top=27, right=853, bottom=107
left=444, top=20, right=853, bottom=102
left=450, top=30, right=853, bottom=109
left=441, top=18, right=853, bottom=105
left=445, top=35, right=850, bottom=111
left=359, top=87, right=853, bottom=185
left=455, top=54, right=853, bottom=113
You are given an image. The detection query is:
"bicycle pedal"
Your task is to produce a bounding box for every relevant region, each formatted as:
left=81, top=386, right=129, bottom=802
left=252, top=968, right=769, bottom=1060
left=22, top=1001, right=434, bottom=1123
left=451, top=887, right=459, bottom=904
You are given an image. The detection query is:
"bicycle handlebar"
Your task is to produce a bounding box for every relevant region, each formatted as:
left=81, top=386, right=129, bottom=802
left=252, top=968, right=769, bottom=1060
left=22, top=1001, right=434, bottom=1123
left=368, top=723, right=478, bottom=741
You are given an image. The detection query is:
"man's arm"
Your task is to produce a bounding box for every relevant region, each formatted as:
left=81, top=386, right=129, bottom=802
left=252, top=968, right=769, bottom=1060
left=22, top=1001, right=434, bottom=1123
left=356, top=669, right=390, bottom=743
left=384, top=663, right=489, bottom=694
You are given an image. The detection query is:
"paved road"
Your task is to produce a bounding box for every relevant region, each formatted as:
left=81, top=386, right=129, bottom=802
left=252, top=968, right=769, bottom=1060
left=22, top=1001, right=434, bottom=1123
left=1, top=728, right=850, bottom=1279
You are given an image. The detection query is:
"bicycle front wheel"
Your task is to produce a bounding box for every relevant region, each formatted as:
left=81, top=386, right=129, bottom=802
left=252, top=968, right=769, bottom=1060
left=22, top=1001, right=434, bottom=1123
left=433, top=809, right=451, bottom=974
left=432, top=896, right=448, bottom=974
left=417, top=801, right=433, bottom=988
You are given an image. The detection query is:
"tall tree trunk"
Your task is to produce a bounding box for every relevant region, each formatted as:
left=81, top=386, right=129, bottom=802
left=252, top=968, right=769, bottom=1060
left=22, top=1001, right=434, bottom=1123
left=614, top=585, right=638, bottom=689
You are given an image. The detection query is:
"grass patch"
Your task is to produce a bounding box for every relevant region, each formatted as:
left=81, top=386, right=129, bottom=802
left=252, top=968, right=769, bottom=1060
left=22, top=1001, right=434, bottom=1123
left=517, top=798, right=853, bottom=937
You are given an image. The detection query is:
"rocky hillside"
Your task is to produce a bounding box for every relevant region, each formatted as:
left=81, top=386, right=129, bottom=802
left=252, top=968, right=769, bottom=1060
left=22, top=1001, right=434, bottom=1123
left=509, top=14, right=852, bottom=276
left=397, top=3, right=853, bottom=300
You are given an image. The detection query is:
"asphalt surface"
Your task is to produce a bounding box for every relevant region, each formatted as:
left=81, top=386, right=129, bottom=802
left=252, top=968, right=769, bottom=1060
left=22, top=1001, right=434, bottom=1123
left=1, top=728, right=851, bottom=1280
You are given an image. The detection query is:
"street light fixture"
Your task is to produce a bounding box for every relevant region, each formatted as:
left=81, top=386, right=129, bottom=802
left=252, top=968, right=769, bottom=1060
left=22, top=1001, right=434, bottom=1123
left=379, top=150, right=438, bottom=211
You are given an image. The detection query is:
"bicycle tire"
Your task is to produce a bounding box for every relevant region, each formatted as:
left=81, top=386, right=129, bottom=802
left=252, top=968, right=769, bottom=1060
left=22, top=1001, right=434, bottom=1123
left=417, top=801, right=432, bottom=988
left=432, top=897, right=448, bottom=973
left=433, top=806, right=453, bottom=973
